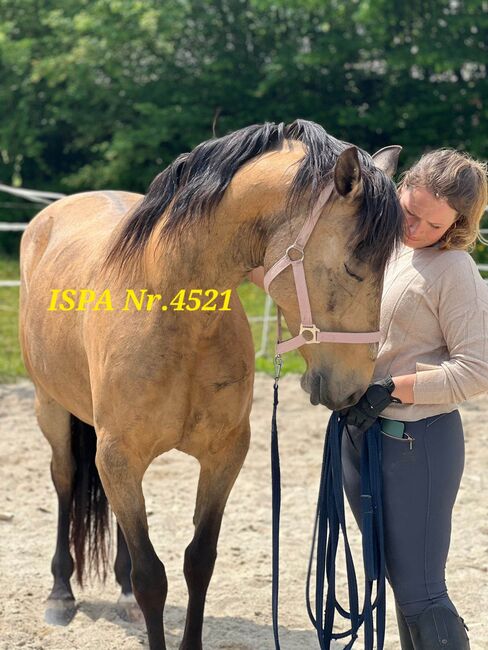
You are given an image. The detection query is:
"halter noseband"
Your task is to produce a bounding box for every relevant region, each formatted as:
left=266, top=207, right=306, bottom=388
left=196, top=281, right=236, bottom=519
left=262, top=182, right=381, bottom=354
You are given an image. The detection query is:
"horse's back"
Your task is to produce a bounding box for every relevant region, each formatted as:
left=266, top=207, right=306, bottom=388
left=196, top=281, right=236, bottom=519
left=20, top=190, right=141, bottom=283
left=19, top=190, right=142, bottom=416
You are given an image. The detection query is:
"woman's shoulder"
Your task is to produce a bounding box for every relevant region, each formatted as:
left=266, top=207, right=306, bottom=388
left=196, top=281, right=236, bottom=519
left=407, top=246, right=486, bottom=302
left=413, top=246, right=476, bottom=276
left=426, top=248, right=488, bottom=304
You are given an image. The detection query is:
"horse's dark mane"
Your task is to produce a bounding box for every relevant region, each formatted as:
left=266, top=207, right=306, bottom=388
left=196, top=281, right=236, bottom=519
left=106, top=119, right=403, bottom=274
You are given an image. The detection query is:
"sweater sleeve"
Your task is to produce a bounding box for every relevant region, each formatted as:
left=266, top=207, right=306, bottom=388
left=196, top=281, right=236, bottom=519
left=413, top=255, right=488, bottom=404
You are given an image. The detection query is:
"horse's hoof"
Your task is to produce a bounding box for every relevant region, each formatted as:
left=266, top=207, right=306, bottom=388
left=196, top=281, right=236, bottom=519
left=44, top=598, right=77, bottom=626
left=117, top=592, right=144, bottom=624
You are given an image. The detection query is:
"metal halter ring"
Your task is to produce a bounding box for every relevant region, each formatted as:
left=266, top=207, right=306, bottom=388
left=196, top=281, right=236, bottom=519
left=285, top=244, right=304, bottom=263
left=299, top=323, right=320, bottom=344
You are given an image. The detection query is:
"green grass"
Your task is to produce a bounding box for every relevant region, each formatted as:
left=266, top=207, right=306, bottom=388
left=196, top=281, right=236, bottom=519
left=0, top=257, right=26, bottom=381
left=0, top=255, right=305, bottom=382
left=236, top=282, right=306, bottom=376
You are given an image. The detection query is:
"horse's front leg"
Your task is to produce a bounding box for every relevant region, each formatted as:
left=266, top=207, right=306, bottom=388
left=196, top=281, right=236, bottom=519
left=95, top=432, right=167, bottom=650
left=180, top=425, right=250, bottom=650
left=114, top=523, right=145, bottom=623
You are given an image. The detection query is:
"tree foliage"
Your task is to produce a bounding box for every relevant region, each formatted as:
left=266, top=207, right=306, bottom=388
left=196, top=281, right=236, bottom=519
left=0, top=0, right=485, bottom=194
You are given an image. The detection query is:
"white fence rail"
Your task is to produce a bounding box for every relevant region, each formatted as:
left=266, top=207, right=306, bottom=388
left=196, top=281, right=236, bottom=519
left=0, top=223, right=29, bottom=232
left=0, top=183, right=64, bottom=204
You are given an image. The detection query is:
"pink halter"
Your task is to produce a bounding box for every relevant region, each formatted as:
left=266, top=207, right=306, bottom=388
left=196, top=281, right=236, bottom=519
left=263, top=182, right=381, bottom=354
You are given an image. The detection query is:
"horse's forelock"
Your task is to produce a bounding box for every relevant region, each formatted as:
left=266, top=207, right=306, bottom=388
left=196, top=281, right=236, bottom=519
left=352, top=167, right=405, bottom=274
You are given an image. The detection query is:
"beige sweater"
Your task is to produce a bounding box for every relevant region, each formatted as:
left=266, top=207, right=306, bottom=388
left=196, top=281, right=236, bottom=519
left=373, top=244, right=488, bottom=421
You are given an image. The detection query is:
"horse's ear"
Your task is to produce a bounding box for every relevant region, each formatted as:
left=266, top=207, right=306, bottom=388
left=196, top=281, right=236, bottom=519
left=334, top=146, right=362, bottom=199
left=372, top=145, right=402, bottom=177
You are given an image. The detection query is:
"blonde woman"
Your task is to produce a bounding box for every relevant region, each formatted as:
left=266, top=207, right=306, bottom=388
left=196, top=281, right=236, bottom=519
left=250, top=149, right=488, bottom=649
left=341, top=150, right=487, bottom=649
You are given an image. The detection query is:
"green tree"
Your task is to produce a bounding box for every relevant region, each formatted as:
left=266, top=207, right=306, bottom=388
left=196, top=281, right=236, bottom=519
left=0, top=0, right=485, bottom=193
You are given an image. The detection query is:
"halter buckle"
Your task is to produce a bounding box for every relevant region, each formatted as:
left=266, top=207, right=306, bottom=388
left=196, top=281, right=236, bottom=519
left=299, top=323, right=320, bottom=344
left=285, top=244, right=304, bottom=263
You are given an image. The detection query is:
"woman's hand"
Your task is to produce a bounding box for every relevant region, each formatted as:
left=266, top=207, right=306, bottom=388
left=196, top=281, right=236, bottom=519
left=342, top=376, right=401, bottom=432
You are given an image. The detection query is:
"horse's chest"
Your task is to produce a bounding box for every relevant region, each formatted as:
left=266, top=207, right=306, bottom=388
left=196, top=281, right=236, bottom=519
left=173, top=370, right=253, bottom=456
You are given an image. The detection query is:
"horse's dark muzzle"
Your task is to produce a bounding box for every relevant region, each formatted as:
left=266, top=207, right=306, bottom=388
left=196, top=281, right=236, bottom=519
left=301, top=372, right=363, bottom=410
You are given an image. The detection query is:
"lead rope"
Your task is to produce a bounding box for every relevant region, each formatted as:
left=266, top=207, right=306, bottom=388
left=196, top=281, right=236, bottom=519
left=271, top=394, right=386, bottom=649
left=304, top=415, right=386, bottom=649
left=271, top=352, right=283, bottom=649
left=360, top=420, right=386, bottom=650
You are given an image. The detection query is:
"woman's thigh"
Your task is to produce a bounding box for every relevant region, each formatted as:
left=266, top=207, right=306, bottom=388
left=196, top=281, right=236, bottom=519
left=342, top=411, right=465, bottom=619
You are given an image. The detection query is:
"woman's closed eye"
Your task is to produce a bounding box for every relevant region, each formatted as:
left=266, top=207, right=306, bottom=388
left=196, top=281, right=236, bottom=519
left=405, top=208, right=441, bottom=229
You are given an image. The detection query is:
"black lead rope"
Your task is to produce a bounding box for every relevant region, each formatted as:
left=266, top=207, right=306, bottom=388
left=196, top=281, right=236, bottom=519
left=359, top=420, right=386, bottom=650
left=271, top=357, right=282, bottom=649
left=271, top=380, right=386, bottom=650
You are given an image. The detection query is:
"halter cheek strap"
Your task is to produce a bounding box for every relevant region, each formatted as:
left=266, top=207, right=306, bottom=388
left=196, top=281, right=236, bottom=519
left=262, top=182, right=381, bottom=354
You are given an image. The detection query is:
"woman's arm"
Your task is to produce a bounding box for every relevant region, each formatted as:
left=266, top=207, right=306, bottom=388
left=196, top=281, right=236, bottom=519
left=412, top=256, right=488, bottom=404
left=391, top=374, right=415, bottom=403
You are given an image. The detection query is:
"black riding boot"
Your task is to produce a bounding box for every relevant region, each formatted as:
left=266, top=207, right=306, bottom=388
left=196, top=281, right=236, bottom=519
left=408, top=604, right=470, bottom=649
left=396, top=601, right=414, bottom=650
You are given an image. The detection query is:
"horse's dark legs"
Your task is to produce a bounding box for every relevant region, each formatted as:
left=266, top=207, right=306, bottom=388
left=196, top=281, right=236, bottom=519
left=35, top=395, right=77, bottom=625
left=48, top=463, right=75, bottom=600
left=114, top=523, right=144, bottom=623
left=180, top=515, right=220, bottom=650
left=45, top=454, right=77, bottom=624
left=180, top=429, right=250, bottom=650
left=96, top=436, right=167, bottom=650
left=114, top=523, right=132, bottom=595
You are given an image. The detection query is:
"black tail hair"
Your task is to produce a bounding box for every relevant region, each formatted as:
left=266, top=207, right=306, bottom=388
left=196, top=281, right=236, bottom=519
left=70, top=415, right=112, bottom=586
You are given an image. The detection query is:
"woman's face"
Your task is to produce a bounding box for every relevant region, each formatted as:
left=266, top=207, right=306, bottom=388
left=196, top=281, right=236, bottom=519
left=399, top=186, right=457, bottom=249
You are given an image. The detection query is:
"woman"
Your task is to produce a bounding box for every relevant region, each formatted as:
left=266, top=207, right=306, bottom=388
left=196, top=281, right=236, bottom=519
left=250, top=148, right=488, bottom=648
left=341, top=149, right=487, bottom=649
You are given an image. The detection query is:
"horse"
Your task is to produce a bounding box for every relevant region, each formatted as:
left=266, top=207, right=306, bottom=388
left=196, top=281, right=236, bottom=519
left=18, top=119, right=403, bottom=650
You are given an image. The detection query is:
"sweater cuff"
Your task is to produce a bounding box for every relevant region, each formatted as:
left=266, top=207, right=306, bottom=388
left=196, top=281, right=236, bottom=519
left=413, top=363, right=448, bottom=404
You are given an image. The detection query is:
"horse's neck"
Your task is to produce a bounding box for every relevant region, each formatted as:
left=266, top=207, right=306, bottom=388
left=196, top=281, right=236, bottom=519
left=143, top=216, right=259, bottom=293
left=144, top=147, right=307, bottom=292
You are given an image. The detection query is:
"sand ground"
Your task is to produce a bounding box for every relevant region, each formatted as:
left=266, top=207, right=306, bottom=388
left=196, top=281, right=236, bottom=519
left=0, top=375, right=486, bottom=649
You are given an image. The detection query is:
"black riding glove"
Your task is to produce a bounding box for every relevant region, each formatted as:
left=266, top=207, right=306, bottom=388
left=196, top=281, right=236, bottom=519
left=342, top=376, right=401, bottom=433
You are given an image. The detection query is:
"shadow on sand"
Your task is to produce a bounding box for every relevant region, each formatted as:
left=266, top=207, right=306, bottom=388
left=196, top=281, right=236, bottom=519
left=76, top=599, right=347, bottom=649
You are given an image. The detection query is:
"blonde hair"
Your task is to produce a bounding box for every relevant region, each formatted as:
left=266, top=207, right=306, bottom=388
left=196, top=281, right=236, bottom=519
left=398, top=149, right=487, bottom=250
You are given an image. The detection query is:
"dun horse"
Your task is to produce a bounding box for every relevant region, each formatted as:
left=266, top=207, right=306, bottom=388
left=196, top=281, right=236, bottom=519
left=19, top=120, right=403, bottom=650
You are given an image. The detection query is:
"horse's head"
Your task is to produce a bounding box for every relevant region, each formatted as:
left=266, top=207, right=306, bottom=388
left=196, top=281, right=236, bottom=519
left=264, top=144, right=404, bottom=410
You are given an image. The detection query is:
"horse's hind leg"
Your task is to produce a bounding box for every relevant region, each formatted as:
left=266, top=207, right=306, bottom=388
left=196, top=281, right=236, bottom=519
left=34, top=391, right=76, bottom=625
left=180, top=425, right=250, bottom=650
left=96, top=432, right=167, bottom=650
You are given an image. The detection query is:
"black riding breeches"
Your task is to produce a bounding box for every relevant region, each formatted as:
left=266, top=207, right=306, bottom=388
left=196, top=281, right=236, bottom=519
left=342, top=410, right=465, bottom=624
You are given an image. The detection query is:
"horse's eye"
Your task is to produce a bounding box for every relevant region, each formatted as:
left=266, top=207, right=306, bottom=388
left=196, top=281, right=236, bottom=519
left=344, top=263, right=363, bottom=282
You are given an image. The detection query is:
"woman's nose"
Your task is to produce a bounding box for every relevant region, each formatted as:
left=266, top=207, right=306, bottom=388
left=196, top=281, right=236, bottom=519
left=407, top=217, right=419, bottom=235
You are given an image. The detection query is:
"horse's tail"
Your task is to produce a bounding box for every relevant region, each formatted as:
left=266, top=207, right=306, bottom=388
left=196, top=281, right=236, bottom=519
left=70, top=414, right=112, bottom=586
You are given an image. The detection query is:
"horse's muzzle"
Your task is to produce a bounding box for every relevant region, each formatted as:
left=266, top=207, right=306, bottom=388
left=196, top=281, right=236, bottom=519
left=301, top=371, right=363, bottom=411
